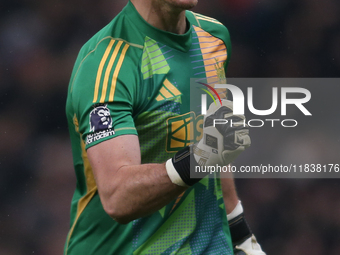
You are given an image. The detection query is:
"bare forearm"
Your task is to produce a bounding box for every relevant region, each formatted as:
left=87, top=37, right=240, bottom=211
left=221, top=177, right=239, bottom=214
left=99, top=162, right=186, bottom=223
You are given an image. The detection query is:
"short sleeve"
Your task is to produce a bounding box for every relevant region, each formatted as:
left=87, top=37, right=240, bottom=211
left=186, top=11, right=232, bottom=69
left=70, top=38, right=141, bottom=150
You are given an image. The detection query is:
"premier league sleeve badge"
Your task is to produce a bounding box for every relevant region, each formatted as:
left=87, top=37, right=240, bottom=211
left=86, top=104, right=115, bottom=145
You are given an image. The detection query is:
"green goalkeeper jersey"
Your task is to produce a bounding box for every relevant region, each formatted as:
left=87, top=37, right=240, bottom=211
left=65, top=1, right=233, bottom=254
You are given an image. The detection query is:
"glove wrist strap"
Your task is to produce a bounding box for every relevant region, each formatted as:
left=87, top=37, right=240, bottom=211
left=165, top=145, right=201, bottom=186
left=229, top=213, right=253, bottom=246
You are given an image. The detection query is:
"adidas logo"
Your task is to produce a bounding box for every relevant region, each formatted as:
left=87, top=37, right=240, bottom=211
left=156, top=78, right=182, bottom=101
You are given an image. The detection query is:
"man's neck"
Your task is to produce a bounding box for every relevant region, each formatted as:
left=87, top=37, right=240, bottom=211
left=130, top=0, right=188, bottom=35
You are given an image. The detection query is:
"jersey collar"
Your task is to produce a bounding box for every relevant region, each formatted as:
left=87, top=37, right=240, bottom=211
left=124, top=1, right=192, bottom=52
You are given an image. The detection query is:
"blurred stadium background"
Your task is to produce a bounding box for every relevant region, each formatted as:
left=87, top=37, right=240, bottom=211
left=1, top=0, right=340, bottom=254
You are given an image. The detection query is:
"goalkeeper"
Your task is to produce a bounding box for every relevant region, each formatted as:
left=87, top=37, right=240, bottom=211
left=65, top=0, right=266, bottom=254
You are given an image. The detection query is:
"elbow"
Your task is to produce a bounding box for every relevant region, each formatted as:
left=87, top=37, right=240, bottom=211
left=102, top=197, right=135, bottom=225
